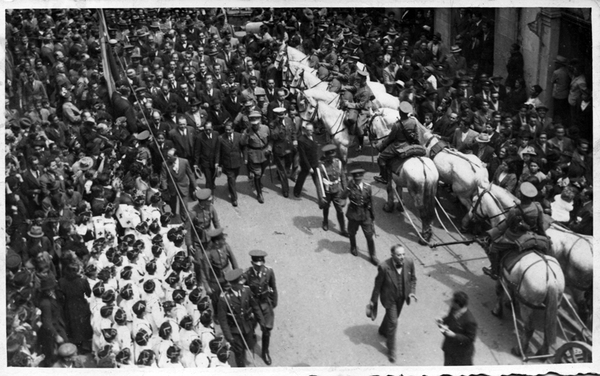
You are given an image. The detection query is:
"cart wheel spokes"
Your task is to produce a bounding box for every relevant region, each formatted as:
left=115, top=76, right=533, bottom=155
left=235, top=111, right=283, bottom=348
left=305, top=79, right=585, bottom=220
left=554, top=341, right=593, bottom=363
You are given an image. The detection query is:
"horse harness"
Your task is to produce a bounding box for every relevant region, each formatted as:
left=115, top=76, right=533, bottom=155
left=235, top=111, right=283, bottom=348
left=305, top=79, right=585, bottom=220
left=471, top=188, right=512, bottom=224
left=300, top=100, right=347, bottom=137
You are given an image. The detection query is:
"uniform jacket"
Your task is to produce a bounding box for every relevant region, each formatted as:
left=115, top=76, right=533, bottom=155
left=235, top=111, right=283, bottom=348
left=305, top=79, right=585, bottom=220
left=319, top=157, right=347, bottom=194
left=217, top=286, right=264, bottom=341
left=343, top=180, right=374, bottom=222
left=184, top=202, right=219, bottom=246
left=219, top=132, right=243, bottom=169
left=244, top=266, right=278, bottom=307
left=199, top=242, right=238, bottom=286
left=241, top=124, right=271, bottom=164
left=370, top=257, right=416, bottom=309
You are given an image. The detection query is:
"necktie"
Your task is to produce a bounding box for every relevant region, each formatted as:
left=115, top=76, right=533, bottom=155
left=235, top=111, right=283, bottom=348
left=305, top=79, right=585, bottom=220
left=230, top=135, right=233, bottom=143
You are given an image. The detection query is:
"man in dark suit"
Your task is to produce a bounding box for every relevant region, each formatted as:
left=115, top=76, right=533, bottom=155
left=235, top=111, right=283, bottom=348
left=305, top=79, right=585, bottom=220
left=370, top=245, right=417, bottom=363
left=269, top=107, right=297, bottom=198
left=207, top=98, right=232, bottom=134
left=472, top=133, right=495, bottom=168
left=266, top=87, right=292, bottom=123
left=194, top=121, right=221, bottom=191
left=219, top=123, right=243, bottom=206
left=437, top=291, right=477, bottom=366
left=198, top=76, right=225, bottom=111
left=111, top=85, right=138, bottom=133
left=223, top=87, right=243, bottom=119
left=168, top=115, right=196, bottom=166
left=160, top=148, right=196, bottom=215
left=153, top=82, right=188, bottom=114
left=293, top=123, right=319, bottom=198
left=149, top=131, right=175, bottom=174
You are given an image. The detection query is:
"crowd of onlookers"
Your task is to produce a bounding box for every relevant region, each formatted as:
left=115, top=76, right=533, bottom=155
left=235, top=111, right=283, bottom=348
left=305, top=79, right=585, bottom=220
left=5, top=7, right=593, bottom=368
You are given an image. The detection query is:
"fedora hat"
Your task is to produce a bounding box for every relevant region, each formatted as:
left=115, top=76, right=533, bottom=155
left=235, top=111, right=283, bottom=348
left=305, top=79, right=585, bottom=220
left=386, top=27, right=398, bottom=36
left=475, top=133, right=491, bottom=143
left=349, top=36, right=362, bottom=46
left=27, top=225, right=44, bottom=238
left=450, top=45, right=462, bottom=53
left=440, top=76, right=454, bottom=87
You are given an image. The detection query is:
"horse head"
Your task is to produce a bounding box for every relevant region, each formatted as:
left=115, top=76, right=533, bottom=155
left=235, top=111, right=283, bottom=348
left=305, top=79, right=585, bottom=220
left=290, top=68, right=305, bottom=91
left=298, top=92, right=318, bottom=123
left=365, top=110, right=389, bottom=145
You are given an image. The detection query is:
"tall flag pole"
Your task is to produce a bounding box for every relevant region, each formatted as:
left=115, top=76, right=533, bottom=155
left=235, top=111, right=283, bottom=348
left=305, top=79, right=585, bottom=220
left=98, top=9, right=117, bottom=97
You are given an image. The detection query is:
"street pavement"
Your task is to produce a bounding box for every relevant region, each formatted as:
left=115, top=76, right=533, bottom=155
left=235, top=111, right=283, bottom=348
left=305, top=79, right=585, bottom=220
left=204, top=145, right=572, bottom=370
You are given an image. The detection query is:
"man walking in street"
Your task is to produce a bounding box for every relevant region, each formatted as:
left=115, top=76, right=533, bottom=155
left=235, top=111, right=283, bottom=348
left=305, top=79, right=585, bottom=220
left=343, top=167, right=378, bottom=264
left=219, top=122, right=243, bottom=207
left=370, top=245, right=417, bottom=363
left=318, top=144, right=348, bottom=236
left=437, top=291, right=478, bottom=366
left=243, top=250, right=278, bottom=366
left=217, top=269, right=264, bottom=367
left=241, top=111, right=272, bottom=204
left=293, top=123, right=319, bottom=198
left=270, top=107, right=297, bottom=198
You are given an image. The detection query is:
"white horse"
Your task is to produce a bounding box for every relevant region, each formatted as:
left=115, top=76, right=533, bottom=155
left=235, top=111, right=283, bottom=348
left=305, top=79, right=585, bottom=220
left=366, top=81, right=400, bottom=110
left=481, top=185, right=594, bottom=323
left=367, top=113, right=439, bottom=244
left=302, top=87, right=342, bottom=109
left=411, top=123, right=491, bottom=228
left=290, top=68, right=329, bottom=92
left=298, top=94, right=351, bottom=162
left=286, top=46, right=308, bottom=64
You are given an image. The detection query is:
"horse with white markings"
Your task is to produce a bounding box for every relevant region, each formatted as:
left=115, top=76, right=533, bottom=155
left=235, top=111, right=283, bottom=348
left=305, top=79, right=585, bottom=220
left=476, top=184, right=594, bottom=323
left=298, top=94, right=352, bottom=163
left=470, top=187, right=565, bottom=357
left=367, top=114, right=439, bottom=244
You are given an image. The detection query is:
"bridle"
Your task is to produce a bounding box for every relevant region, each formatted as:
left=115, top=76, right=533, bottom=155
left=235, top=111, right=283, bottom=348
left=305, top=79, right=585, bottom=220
left=365, top=113, right=390, bottom=142
left=299, top=98, right=346, bottom=137
left=471, top=187, right=512, bottom=224
left=289, top=69, right=324, bottom=90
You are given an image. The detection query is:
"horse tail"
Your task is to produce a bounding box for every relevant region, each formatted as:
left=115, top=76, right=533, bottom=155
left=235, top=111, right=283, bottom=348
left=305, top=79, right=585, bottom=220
left=544, top=268, right=561, bottom=351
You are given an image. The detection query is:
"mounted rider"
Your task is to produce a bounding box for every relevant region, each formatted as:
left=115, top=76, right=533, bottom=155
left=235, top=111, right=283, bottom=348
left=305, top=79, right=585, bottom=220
left=338, top=60, right=375, bottom=151
left=374, top=102, right=424, bottom=185
left=482, top=182, right=551, bottom=280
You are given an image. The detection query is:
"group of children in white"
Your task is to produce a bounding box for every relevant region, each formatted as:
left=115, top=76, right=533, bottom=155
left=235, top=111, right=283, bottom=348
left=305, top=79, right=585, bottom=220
left=83, top=201, right=230, bottom=367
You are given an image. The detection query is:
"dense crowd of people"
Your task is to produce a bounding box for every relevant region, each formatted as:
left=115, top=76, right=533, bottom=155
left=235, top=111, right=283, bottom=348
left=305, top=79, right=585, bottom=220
left=5, top=7, right=593, bottom=368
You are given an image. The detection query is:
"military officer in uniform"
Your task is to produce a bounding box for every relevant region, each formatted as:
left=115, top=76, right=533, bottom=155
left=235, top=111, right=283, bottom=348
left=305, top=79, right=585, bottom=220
left=318, top=144, right=348, bottom=236
left=185, top=188, right=220, bottom=251
left=343, top=167, right=378, bottom=265
left=374, top=101, right=421, bottom=185
left=269, top=107, right=297, bottom=198
left=241, top=111, right=272, bottom=204
left=198, top=227, right=238, bottom=315
left=217, top=269, right=265, bottom=368
left=341, top=69, right=374, bottom=150
left=243, top=250, right=277, bottom=365
left=483, top=182, right=549, bottom=280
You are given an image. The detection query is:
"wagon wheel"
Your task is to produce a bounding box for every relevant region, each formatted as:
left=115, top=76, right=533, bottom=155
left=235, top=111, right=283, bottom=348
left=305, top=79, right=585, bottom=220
left=554, top=341, right=593, bottom=363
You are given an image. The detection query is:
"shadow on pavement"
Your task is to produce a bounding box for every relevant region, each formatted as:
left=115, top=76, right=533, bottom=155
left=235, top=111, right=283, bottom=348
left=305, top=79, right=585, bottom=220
left=292, top=215, right=322, bottom=235
left=344, top=324, right=387, bottom=355
left=315, top=238, right=349, bottom=255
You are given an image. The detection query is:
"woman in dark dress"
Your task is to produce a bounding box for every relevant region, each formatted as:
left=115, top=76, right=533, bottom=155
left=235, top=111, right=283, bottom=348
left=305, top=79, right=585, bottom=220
left=58, top=261, right=93, bottom=353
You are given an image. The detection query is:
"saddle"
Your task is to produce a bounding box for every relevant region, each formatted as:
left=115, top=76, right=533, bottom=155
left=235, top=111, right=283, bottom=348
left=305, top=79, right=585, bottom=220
left=501, top=249, right=534, bottom=273
left=429, top=140, right=449, bottom=159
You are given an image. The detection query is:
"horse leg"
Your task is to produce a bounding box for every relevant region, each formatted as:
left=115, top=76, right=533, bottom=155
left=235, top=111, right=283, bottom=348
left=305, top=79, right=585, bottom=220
left=491, top=281, right=504, bottom=318
left=383, top=177, right=395, bottom=212
left=513, top=306, right=536, bottom=357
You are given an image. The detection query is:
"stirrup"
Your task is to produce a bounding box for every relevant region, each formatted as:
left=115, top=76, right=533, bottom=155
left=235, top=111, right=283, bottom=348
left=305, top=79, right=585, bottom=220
left=482, top=267, right=498, bottom=280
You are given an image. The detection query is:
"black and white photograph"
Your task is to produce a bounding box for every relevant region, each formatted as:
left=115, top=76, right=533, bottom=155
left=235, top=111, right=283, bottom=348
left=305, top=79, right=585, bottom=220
left=3, top=3, right=596, bottom=374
